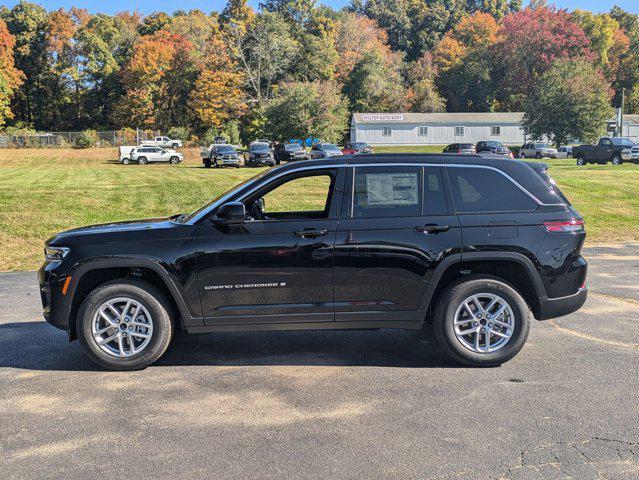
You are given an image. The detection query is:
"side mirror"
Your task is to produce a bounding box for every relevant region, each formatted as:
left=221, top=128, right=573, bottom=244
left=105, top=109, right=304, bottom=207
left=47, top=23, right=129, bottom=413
left=214, top=202, right=246, bottom=225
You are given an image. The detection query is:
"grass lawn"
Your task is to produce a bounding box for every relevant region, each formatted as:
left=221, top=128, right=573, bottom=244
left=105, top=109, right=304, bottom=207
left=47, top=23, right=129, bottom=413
left=1, top=147, right=638, bottom=271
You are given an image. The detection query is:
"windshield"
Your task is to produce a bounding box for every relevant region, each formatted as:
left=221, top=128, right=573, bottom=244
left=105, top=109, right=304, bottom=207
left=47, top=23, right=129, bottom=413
left=180, top=170, right=270, bottom=223
left=611, top=138, right=635, bottom=147
left=250, top=143, right=270, bottom=152
left=534, top=143, right=550, bottom=148
left=484, top=141, right=503, bottom=148
left=285, top=143, right=302, bottom=151
left=460, top=144, right=474, bottom=149
left=216, top=145, right=235, bottom=153
left=350, top=143, right=367, bottom=148
left=323, top=143, right=340, bottom=151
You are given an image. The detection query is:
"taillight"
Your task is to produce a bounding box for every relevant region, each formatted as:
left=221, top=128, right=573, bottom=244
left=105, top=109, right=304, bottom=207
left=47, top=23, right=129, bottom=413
left=542, top=219, right=585, bottom=233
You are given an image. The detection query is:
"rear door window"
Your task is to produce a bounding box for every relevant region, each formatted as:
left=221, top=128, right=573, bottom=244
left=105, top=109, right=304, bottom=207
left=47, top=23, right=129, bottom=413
left=447, top=167, right=537, bottom=213
left=353, top=166, right=421, bottom=218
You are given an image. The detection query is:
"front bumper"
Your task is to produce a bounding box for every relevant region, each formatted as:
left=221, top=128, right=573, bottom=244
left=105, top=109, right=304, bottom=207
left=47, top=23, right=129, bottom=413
left=621, top=151, right=639, bottom=162
left=537, top=287, right=588, bottom=320
left=37, top=263, right=71, bottom=331
left=249, top=156, right=275, bottom=165
left=218, top=157, right=240, bottom=166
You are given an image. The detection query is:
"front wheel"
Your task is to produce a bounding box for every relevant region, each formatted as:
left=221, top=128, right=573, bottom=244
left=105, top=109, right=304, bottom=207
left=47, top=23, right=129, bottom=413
left=432, top=276, right=531, bottom=367
left=612, top=155, right=622, bottom=165
left=519, top=152, right=526, bottom=159
left=169, top=156, right=180, bottom=164
left=172, top=143, right=179, bottom=149
left=576, top=157, right=586, bottom=166
left=535, top=152, right=542, bottom=159
left=77, top=280, right=174, bottom=370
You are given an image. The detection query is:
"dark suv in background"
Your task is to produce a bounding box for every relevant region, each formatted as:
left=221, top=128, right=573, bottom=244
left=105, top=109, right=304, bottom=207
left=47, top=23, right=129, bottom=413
left=39, top=154, right=587, bottom=370
left=476, top=140, right=514, bottom=158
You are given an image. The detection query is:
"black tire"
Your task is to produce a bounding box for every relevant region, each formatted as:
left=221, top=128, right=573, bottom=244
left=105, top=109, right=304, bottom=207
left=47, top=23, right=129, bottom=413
left=213, top=160, right=219, bottom=168
left=169, top=156, right=179, bottom=164
left=77, top=279, right=174, bottom=371
left=204, top=158, right=211, bottom=168
left=138, top=156, right=148, bottom=165
left=535, top=152, right=542, bottom=159
left=432, top=275, right=531, bottom=367
left=172, top=143, right=179, bottom=149
left=612, top=155, right=622, bottom=165
left=519, top=152, right=525, bottom=159
left=576, top=157, right=586, bottom=166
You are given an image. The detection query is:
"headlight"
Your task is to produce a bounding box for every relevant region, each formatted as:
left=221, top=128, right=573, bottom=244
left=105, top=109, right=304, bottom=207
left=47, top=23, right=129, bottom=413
left=45, top=246, right=70, bottom=262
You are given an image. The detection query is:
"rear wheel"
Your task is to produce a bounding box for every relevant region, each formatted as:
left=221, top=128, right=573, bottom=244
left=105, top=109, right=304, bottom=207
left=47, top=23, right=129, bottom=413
left=519, top=152, right=526, bottom=159
left=535, top=152, right=542, bottom=159
left=122, top=158, right=130, bottom=165
left=432, top=276, right=531, bottom=367
left=138, top=156, right=148, bottom=165
left=203, top=158, right=211, bottom=168
left=77, top=280, right=174, bottom=370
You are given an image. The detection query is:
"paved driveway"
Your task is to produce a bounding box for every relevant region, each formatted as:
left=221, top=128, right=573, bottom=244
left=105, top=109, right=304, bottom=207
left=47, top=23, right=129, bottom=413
left=1, top=244, right=638, bottom=479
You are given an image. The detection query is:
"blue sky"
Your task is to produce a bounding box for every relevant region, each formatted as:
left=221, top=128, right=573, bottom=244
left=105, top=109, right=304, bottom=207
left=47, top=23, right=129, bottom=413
left=1, top=0, right=638, bottom=15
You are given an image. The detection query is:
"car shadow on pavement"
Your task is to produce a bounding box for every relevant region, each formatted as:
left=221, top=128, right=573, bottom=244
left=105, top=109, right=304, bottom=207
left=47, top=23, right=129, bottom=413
left=0, top=321, right=462, bottom=371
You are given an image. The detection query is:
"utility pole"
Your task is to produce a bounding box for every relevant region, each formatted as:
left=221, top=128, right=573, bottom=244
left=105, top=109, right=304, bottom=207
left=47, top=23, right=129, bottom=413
left=620, top=88, right=625, bottom=138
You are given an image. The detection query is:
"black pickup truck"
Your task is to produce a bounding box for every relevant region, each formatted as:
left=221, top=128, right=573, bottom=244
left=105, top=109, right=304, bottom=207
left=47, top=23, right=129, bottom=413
left=572, top=137, right=636, bottom=165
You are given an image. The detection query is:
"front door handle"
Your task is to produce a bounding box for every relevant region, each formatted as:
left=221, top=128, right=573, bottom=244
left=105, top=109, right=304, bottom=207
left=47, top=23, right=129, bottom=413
left=415, top=224, right=450, bottom=234
left=294, top=228, right=328, bottom=238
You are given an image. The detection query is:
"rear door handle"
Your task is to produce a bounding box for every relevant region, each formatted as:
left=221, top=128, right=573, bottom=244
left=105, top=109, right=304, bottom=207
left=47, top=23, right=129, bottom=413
left=294, top=228, right=328, bottom=238
left=415, top=224, right=450, bottom=234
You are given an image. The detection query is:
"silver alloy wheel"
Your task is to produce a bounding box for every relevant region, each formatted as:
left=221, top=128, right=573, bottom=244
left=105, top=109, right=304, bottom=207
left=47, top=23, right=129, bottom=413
left=453, top=293, right=515, bottom=353
left=91, top=297, right=154, bottom=358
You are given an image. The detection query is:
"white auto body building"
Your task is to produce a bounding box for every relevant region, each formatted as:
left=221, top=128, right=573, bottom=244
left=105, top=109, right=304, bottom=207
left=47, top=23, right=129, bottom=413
left=350, top=112, right=527, bottom=146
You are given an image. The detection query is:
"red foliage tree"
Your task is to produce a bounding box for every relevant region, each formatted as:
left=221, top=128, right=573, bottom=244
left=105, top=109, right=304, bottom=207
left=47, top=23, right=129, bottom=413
left=493, top=6, right=594, bottom=110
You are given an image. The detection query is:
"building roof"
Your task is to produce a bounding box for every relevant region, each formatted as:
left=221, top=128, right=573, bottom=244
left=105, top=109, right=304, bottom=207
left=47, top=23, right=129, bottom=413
left=352, top=112, right=524, bottom=125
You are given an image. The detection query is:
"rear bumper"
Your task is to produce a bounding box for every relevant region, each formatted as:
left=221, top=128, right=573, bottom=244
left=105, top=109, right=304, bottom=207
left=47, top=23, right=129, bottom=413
left=537, top=287, right=587, bottom=320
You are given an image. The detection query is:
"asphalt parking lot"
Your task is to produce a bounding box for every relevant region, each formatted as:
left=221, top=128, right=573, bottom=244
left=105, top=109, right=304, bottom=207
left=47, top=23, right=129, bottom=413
left=1, top=244, right=638, bottom=480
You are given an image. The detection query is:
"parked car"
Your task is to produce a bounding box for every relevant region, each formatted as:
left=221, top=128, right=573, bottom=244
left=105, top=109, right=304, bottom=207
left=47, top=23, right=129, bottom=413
left=342, top=142, right=373, bottom=155
left=557, top=146, right=573, bottom=159
left=119, top=146, right=136, bottom=164
left=129, top=146, right=183, bottom=165
left=140, top=136, right=183, bottom=149
left=200, top=144, right=240, bottom=168
left=443, top=143, right=475, bottom=155
left=40, top=154, right=587, bottom=370
left=519, top=142, right=558, bottom=159
left=246, top=142, right=275, bottom=167
left=475, top=141, right=513, bottom=158
left=621, top=145, right=639, bottom=164
left=572, top=137, right=637, bottom=165
left=274, top=142, right=308, bottom=163
left=309, top=143, right=344, bottom=159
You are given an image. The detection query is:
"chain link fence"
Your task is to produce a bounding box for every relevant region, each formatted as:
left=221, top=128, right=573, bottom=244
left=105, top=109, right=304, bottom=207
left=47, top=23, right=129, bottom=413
left=0, top=130, right=161, bottom=148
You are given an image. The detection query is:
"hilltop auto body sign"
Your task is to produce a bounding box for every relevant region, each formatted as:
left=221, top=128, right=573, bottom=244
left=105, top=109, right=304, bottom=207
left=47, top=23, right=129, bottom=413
left=362, top=114, right=404, bottom=121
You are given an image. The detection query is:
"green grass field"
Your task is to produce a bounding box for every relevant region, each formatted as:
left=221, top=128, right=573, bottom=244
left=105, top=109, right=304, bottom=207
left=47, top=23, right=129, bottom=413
left=0, top=147, right=637, bottom=271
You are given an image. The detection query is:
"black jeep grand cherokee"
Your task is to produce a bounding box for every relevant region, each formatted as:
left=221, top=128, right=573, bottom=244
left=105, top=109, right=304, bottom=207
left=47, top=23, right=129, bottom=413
left=39, top=154, right=587, bottom=370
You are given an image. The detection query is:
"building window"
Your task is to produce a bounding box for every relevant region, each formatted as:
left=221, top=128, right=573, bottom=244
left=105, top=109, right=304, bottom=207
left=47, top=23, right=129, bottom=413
left=419, top=126, right=428, bottom=136
left=382, top=127, right=392, bottom=136
left=491, top=126, right=501, bottom=136
left=454, top=126, right=465, bottom=136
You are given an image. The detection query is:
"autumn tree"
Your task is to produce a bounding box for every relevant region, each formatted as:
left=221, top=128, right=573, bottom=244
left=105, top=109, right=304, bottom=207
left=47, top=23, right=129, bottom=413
left=0, top=18, right=22, bottom=127
left=523, top=59, right=613, bottom=146
left=333, top=12, right=392, bottom=80
left=493, top=6, right=594, bottom=110
left=405, top=53, right=445, bottom=112
left=1, top=1, right=49, bottom=126
left=342, top=49, right=407, bottom=112
left=114, top=30, right=197, bottom=130
left=264, top=80, right=348, bottom=143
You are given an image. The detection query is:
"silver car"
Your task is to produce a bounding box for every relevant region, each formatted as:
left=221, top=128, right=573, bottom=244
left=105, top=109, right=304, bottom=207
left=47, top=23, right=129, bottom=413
left=557, top=146, right=573, bottom=159
left=310, top=143, right=344, bottom=159
left=520, top=142, right=558, bottom=159
left=129, top=146, right=183, bottom=165
left=621, top=145, right=639, bottom=164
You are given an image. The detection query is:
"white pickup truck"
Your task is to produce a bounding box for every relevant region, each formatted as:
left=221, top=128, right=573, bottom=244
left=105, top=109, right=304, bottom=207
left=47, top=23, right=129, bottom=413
left=140, top=136, right=183, bottom=149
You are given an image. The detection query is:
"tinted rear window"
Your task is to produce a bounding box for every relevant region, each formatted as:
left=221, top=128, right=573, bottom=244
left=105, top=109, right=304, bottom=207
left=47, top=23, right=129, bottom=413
left=448, top=167, right=537, bottom=213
